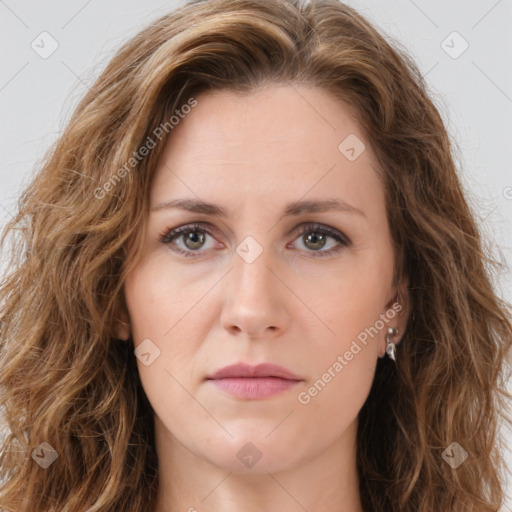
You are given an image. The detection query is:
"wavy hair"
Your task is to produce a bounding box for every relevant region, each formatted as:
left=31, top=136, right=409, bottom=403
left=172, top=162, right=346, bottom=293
left=1, top=0, right=511, bottom=510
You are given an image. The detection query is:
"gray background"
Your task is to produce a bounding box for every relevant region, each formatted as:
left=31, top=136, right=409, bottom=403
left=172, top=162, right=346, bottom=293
left=0, top=0, right=511, bottom=509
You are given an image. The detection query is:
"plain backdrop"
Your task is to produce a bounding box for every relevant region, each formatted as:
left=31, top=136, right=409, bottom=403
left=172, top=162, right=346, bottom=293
left=0, top=0, right=511, bottom=509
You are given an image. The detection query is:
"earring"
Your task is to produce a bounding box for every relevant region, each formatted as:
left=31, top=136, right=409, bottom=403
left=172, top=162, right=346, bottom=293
left=385, top=327, right=398, bottom=362
left=117, top=319, right=130, bottom=341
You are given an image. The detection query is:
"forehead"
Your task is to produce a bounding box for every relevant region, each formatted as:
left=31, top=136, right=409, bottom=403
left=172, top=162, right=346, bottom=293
left=158, top=84, right=365, bottom=161
left=150, top=84, right=384, bottom=218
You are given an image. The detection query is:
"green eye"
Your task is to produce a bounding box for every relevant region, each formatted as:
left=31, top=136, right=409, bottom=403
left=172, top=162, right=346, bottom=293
left=160, top=222, right=350, bottom=259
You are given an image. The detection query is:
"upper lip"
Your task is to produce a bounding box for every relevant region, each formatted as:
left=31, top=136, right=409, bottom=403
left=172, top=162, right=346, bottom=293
left=206, top=363, right=302, bottom=380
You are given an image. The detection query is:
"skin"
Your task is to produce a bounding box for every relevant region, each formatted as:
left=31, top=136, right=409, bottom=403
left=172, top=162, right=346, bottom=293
left=117, top=84, right=409, bottom=512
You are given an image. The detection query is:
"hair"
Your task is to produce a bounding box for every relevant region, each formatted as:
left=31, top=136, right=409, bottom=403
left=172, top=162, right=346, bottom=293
left=1, top=0, right=511, bottom=510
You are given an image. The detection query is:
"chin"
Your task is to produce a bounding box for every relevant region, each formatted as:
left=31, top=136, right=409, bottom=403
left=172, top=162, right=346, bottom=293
left=198, top=432, right=304, bottom=474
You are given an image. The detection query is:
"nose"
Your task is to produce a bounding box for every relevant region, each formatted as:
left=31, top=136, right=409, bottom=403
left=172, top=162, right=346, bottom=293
left=220, top=243, right=290, bottom=339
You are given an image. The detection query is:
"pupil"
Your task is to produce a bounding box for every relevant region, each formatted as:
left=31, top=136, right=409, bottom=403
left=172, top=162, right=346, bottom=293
left=185, top=231, right=204, bottom=249
left=306, top=232, right=325, bottom=250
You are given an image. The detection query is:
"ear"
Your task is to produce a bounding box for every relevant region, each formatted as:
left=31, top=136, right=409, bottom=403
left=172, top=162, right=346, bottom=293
left=378, top=278, right=410, bottom=358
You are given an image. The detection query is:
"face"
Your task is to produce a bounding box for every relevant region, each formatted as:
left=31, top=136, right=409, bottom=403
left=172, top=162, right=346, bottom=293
left=120, top=84, right=407, bottom=473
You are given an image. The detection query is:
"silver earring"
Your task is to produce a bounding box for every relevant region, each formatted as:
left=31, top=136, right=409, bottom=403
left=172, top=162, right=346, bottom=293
left=385, top=327, right=398, bottom=362
left=117, top=320, right=130, bottom=341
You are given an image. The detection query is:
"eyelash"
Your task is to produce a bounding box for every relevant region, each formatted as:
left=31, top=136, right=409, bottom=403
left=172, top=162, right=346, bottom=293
left=159, top=222, right=351, bottom=259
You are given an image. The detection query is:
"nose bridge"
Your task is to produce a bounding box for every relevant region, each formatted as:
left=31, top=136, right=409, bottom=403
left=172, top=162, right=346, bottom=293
left=220, top=232, right=287, bottom=337
left=231, top=234, right=276, bottom=301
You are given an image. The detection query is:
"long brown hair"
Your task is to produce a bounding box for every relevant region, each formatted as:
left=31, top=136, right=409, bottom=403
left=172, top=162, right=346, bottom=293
left=1, top=0, right=511, bottom=510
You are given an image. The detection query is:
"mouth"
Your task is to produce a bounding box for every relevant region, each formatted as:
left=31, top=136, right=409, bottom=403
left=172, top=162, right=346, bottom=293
left=205, top=362, right=303, bottom=400
left=207, top=376, right=302, bottom=399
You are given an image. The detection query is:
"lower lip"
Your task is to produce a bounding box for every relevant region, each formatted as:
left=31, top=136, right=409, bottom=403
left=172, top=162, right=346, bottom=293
left=207, top=377, right=301, bottom=399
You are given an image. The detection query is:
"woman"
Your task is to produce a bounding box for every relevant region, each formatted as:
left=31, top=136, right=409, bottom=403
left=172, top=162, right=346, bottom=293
left=0, top=0, right=511, bottom=510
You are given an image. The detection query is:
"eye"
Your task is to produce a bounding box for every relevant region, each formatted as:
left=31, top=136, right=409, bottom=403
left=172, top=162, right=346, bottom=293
left=289, top=223, right=350, bottom=258
left=159, top=223, right=220, bottom=258
left=159, top=222, right=350, bottom=258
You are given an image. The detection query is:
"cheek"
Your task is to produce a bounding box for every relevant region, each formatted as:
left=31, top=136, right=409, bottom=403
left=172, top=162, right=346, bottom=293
left=305, top=342, right=377, bottom=403
left=300, top=259, right=390, bottom=414
left=123, top=257, right=211, bottom=396
left=275, top=340, right=376, bottom=470
left=124, top=254, right=201, bottom=344
left=314, top=261, right=392, bottom=348
left=295, top=339, right=377, bottom=447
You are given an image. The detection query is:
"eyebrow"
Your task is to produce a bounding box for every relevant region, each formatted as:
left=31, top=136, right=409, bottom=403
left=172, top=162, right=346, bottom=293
left=151, top=198, right=366, bottom=219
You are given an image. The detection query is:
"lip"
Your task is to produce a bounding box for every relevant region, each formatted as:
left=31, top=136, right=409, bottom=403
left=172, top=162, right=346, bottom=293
left=207, top=362, right=301, bottom=380
left=206, top=363, right=303, bottom=400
